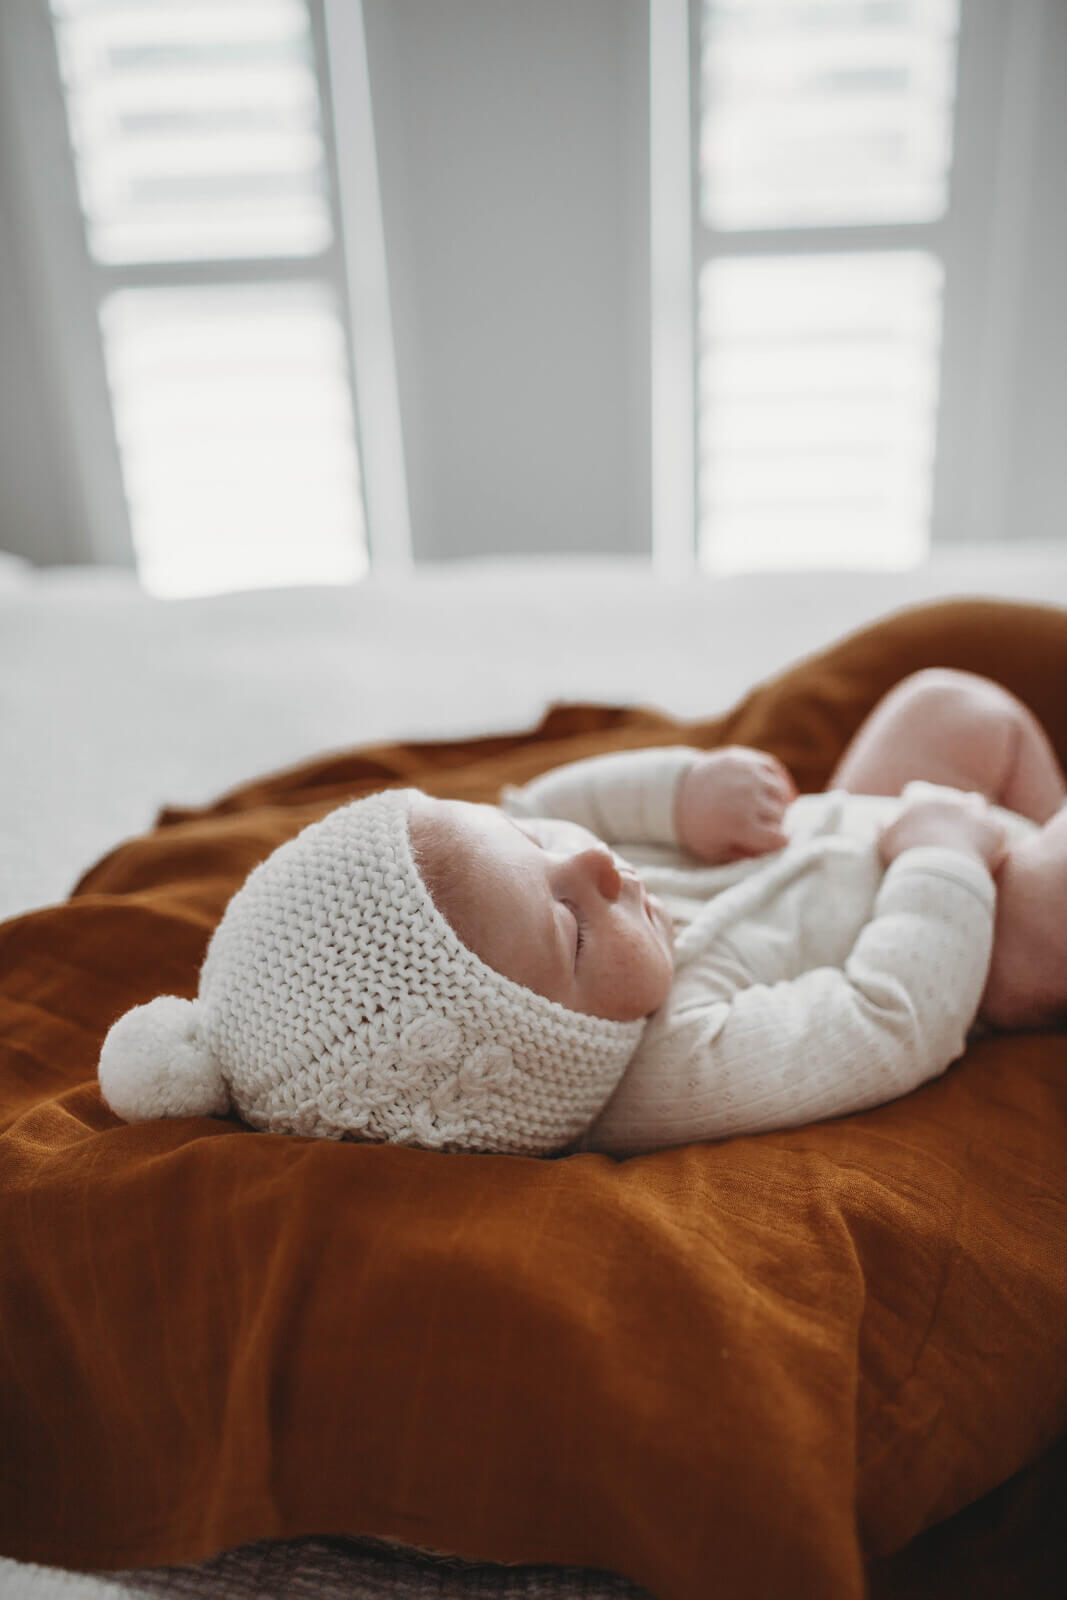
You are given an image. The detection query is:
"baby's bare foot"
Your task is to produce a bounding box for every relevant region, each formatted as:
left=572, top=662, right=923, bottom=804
left=981, top=807, right=1067, bottom=1029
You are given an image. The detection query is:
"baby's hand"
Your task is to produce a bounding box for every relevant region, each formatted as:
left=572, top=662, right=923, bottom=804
left=878, top=791, right=1008, bottom=873
left=674, top=748, right=797, bottom=864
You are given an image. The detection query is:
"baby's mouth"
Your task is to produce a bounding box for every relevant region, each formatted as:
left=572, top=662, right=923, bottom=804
left=644, top=891, right=674, bottom=944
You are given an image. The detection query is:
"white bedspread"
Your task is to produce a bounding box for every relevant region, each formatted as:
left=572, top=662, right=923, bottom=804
left=5, top=546, right=1067, bottom=924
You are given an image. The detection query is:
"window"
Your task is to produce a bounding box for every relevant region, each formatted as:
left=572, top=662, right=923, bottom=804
left=694, top=0, right=961, bottom=571
left=48, top=0, right=368, bottom=596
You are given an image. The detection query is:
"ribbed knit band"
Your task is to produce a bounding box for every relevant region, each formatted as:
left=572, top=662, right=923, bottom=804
left=198, top=789, right=644, bottom=1154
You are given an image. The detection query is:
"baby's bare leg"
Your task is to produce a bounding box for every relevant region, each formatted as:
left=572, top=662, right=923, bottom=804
left=831, top=669, right=1067, bottom=1027
left=829, top=668, right=1067, bottom=822
left=980, top=810, right=1067, bottom=1029
left=828, top=668, right=1067, bottom=1028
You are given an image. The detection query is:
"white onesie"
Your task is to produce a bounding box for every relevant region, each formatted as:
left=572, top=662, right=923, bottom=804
left=501, top=748, right=1032, bottom=1156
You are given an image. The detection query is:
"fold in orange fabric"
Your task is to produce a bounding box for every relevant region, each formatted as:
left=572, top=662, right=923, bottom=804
left=1, top=600, right=1065, bottom=1600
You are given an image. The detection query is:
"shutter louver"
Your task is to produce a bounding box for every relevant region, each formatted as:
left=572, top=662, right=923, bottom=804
left=100, top=283, right=365, bottom=597
left=702, top=0, right=960, bottom=230
left=700, top=251, right=942, bottom=570
left=50, top=0, right=331, bottom=263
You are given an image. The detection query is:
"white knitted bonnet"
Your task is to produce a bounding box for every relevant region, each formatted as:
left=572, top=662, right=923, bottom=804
left=98, top=789, right=645, bottom=1155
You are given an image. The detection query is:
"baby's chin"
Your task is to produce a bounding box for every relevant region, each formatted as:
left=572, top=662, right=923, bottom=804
left=642, top=897, right=676, bottom=1015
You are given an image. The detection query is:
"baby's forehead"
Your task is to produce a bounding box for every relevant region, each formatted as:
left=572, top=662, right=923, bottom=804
left=408, top=796, right=517, bottom=924
left=409, top=794, right=503, bottom=856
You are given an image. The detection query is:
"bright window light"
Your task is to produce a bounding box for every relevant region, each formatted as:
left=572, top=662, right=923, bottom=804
left=49, top=0, right=331, bottom=263
left=702, top=0, right=961, bottom=230
left=699, top=252, right=943, bottom=571
left=101, top=283, right=366, bottom=596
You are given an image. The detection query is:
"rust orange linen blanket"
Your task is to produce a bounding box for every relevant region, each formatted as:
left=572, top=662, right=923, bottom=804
left=1, top=599, right=1065, bottom=1600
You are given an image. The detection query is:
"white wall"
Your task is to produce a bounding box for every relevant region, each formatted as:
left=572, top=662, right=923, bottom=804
left=0, top=12, right=80, bottom=566
left=0, top=0, right=132, bottom=568
left=1003, top=0, right=1067, bottom=541
left=361, top=0, right=650, bottom=562
left=931, top=0, right=1067, bottom=545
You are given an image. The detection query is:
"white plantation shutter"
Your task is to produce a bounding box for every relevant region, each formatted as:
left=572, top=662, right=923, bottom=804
left=700, top=251, right=943, bottom=569
left=48, top=0, right=366, bottom=596
left=701, top=0, right=959, bottom=230
left=697, top=0, right=961, bottom=571
left=49, top=0, right=332, bottom=263
left=101, top=283, right=363, bottom=596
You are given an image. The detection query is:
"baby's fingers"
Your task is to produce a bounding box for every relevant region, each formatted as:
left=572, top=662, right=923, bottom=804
left=731, top=816, right=789, bottom=859
left=756, top=773, right=792, bottom=824
left=758, top=753, right=797, bottom=801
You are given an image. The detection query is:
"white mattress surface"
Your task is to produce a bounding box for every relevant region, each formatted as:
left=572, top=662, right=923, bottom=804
left=4, top=546, right=1067, bottom=923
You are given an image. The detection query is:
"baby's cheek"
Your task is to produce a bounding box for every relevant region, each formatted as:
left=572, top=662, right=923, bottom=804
left=619, top=936, right=674, bottom=1019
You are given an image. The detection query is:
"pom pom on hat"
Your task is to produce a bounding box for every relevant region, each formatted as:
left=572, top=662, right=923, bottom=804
left=99, top=996, right=231, bottom=1123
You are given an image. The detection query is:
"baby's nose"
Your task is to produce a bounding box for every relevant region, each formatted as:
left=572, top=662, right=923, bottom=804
left=574, top=844, right=623, bottom=902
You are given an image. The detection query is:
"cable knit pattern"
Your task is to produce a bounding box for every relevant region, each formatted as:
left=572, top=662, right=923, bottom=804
left=181, top=789, right=643, bottom=1154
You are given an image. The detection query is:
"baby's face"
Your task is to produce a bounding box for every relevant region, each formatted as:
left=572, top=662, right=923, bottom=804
left=409, top=797, right=675, bottom=1022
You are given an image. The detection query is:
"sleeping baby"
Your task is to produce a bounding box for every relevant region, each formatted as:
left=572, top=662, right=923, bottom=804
left=98, top=669, right=1067, bottom=1156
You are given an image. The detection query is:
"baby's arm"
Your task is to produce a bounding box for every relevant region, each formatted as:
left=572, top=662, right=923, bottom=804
left=587, top=843, right=998, bottom=1156
left=502, top=745, right=795, bottom=861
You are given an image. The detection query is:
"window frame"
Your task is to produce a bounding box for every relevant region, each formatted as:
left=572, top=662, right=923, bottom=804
left=2, top=0, right=411, bottom=577
left=659, top=0, right=1047, bottom=572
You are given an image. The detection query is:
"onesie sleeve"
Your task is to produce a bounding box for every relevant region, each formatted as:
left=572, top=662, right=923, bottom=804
left=499, top=747, right=698, bottom=846
left=586, top=845, right=997, bottom=1155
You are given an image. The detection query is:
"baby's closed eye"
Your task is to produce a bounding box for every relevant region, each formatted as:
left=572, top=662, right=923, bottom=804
left=560, top=898, right=586, bottom=958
